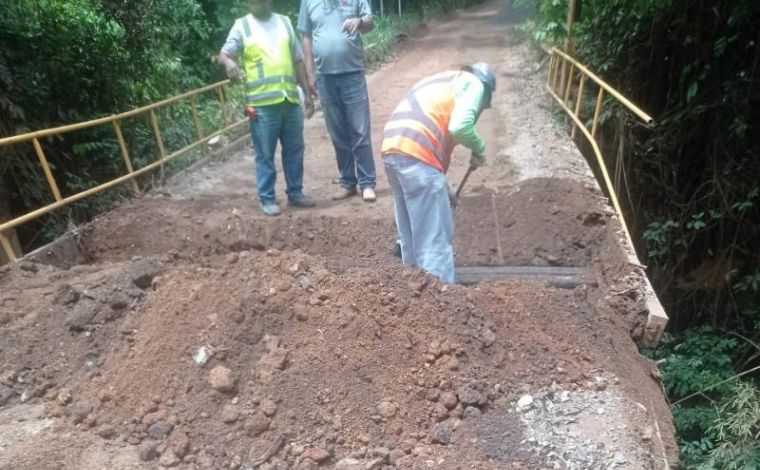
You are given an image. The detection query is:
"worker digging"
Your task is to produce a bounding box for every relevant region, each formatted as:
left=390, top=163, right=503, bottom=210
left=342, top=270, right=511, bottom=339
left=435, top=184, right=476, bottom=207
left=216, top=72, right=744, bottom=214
left=382, top=62, right=496, bottom=283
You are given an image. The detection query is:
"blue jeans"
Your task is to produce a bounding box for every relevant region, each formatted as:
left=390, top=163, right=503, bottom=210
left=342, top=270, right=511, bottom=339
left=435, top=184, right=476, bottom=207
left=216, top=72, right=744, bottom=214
left=316, top=72, right=376, bottom=189
left=384, top=154, right=455, bottom=283
left=249, top=102, right=305, bottom=203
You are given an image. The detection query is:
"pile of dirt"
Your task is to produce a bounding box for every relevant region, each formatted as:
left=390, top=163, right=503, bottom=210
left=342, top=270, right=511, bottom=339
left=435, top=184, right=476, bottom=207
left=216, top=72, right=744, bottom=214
left=0, top=238, right=671, bottom=469
left=80, top=195, right=398, bottom=271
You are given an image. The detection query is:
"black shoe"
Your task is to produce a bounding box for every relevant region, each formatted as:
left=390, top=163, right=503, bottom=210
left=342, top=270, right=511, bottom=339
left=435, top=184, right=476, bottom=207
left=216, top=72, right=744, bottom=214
left=288, top=194, right=316, bottom=208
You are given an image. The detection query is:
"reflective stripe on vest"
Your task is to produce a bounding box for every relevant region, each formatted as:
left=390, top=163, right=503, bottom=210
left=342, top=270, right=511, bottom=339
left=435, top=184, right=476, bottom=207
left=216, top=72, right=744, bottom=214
left=381, top=71, right=458, bottom=172
left=241, top=14, right=299, bottom=107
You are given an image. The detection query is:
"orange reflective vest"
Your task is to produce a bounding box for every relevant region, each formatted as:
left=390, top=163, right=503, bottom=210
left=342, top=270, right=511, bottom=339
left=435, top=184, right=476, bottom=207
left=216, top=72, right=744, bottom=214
left=381, top=71, right=459, bottom=172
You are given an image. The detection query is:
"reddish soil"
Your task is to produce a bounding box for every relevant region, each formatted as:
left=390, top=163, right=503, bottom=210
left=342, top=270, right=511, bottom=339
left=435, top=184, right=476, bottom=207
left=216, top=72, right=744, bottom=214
left=0, top=1, right=676, bottom=469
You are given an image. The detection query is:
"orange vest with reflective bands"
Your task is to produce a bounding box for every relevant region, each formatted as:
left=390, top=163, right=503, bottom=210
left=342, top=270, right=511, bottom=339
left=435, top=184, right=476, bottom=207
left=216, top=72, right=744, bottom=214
left=381, top=71, right=459, bottom=172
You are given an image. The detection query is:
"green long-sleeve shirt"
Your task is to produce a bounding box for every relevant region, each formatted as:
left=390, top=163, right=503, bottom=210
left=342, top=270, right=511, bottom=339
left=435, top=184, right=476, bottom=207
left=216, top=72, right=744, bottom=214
left=448, top=72, right=486, bottom=156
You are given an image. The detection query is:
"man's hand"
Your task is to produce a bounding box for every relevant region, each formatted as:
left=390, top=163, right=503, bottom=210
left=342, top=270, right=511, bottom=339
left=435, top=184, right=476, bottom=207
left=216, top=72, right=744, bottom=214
left=304, top=96, right=315, bottom=119
left=225, top=63, right=243, bottom=82
left=307, top=74, right=318, bottom=99
left=342, top=17, right=362, bottom=35
left=469, top=151, right=486, bottom=169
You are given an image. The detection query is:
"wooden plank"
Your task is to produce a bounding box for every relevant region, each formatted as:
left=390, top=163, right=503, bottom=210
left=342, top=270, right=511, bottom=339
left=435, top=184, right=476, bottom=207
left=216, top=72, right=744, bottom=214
left=455, top=266, right=593, bottom=288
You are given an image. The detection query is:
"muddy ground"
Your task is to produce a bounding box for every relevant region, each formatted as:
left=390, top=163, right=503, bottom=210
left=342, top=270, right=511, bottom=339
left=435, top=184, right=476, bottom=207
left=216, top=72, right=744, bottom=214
left=0, top=1, right=676, bottom=469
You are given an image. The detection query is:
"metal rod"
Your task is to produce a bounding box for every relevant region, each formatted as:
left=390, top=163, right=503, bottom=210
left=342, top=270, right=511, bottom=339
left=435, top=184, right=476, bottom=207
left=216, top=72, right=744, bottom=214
left=0, top=80, right=231, bottom=146
left=546, top=84, right=635, bottom=249
left=563, top=64, right=574, bottom=105
left=547, top=54, right=555, bottom=90
left=0, top=232, right=17, bottom=262
left=189, top=96, right=207, bottom=157
left=32, top=138, right=63, bottom=202
left=149, top=109, right=167, bottom=181
left=552, top=54, right=562, bottom=94
left=591, top=87, right=605, bottom=138
left=112, top=121, right=141, bottom=195
left=571, top=74, right=586, bottom=139
left=0, top=119, right=247, bottom=235
left=551, top=48, right=653, bottom=124
left=150, top=110, right=167, bottom=161
left=216, top=88, right=229, bottom=127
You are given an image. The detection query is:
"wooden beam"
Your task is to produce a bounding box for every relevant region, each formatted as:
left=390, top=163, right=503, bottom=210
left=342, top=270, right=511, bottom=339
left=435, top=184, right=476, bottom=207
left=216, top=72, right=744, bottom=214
left=455, top=266, right=593, bottom=288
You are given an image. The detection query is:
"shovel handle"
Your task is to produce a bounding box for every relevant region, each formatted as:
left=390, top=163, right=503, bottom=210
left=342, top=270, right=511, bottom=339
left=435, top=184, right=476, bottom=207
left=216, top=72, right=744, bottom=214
left=455, top=165, right=476, bottom=201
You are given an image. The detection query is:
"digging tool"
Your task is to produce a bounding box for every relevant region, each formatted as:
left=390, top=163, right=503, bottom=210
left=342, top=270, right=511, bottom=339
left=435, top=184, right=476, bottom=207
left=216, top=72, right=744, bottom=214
left=450, top=164, right=476, bottom=209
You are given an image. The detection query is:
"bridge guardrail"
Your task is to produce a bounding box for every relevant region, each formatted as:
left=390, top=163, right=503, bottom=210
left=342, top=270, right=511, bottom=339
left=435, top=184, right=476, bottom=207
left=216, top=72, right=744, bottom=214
left=546, top=47, right=667, bottom=346
left=0, top=80, right=247, bottom=262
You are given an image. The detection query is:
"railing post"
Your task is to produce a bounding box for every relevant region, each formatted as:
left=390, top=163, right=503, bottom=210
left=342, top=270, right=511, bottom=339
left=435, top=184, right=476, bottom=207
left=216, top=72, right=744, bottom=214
left=547, top=54, right=555, bottom=90
left=0, top=231, right=18, bottom=262
left=112, top=121, right=141, bottom=196
left=216, top=87, right=229, bottom=127
left=189, top=95, right=207, bottom=157
left=591, top=87, right=605, bottom=139
left=571, top=74, right=586, bottom=139
left=149, top=110, right=167, bottom=181
left=32, top=138, right=63, bottom=202
left=563, top=64, right=575, bottom=105
left=552, top=54, right=562, bottom=95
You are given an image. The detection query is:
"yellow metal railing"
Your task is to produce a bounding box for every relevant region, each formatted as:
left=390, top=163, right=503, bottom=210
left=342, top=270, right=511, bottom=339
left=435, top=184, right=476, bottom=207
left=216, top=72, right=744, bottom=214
left=0, top=79, right=247, bottom=262
left=547, top=48, right=669, bottom=347
left=546, top=47, right=653, bottom=249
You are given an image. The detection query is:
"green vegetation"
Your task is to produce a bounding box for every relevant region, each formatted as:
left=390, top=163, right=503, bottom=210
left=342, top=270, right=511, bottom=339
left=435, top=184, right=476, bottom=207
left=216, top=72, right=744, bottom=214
left=0, top=0, right=482, bottom=254
left=515, top=0, right=760, bottom=467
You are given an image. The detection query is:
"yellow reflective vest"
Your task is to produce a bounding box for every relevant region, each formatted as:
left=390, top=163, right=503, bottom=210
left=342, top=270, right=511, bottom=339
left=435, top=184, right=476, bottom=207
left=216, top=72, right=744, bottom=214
left=240, top=13, right=300, bottom=107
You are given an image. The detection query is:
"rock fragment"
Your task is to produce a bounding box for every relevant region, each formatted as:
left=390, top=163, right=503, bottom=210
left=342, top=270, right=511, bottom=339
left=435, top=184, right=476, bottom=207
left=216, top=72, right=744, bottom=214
left=208, top=366, right=236, bottom=392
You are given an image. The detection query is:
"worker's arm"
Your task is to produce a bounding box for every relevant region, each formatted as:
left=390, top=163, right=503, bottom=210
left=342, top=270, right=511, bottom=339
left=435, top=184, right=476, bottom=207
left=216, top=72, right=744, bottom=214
left=219, top=22, right=244, bottom=81
left=301, top=33, right=318, bottom=98
left=358, top=0, right=374, bottom=33
left=295, top=60, right=314, bottom=118
left=283, top=17, right=314, bottom=118
left=218, top=51, right=242, bottom=81
left=448, top=75, right=486, bottom=156
left=358, top=15, right=374, bottom=34
left=343, top=1, right=374, bottom=35
left=297, top=2, right=318, bottom=98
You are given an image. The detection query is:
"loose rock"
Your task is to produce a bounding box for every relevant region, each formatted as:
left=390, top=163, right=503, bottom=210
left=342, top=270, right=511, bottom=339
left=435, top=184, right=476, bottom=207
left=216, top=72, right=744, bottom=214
left=260, top=398, right=278, bottom=417
left=221, top=405, right=240, bottom=423
left=303, top=447, right=330, bottom=463
left=432, top=424, right=452, bottom=445
left=376, top=401, right=397, bottom=418
left=335, top=458, right=362, bottom=470
left=159, top=449, right=180, bottom=467
left=148, top=421, right=173, bottom=440
left=208, top=366, right=236, bottom=392
left=244, top=412, right=271, bottom=437
left=138, top=440, right=160, bottom=461
left=440, top=391, right=458, bottom=410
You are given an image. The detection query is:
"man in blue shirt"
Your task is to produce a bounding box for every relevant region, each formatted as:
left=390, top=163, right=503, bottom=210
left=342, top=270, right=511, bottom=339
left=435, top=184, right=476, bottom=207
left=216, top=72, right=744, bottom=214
left=298, top=0, right=378, bottom=202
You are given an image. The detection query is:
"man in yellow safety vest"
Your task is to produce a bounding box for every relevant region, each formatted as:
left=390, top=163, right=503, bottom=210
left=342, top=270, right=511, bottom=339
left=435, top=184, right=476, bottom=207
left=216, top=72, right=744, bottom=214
left=381, top=62, right=496, bottom=283
left=219, top=0, right=316, bottom=216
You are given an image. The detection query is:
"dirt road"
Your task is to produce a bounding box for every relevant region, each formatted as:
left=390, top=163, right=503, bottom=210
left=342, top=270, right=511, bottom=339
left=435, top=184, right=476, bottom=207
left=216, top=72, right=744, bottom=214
left=0, top=1, right=677, bottom=469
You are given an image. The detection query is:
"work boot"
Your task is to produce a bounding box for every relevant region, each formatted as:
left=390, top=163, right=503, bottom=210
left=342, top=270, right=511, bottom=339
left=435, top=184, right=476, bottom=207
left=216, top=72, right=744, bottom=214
left=259, top=201, right=281, bottom=216
left=362, top=187, right=377, bottom=202
left=287, top=194, right=316, bottom=208
left=332, top=187, right=357, bottom=200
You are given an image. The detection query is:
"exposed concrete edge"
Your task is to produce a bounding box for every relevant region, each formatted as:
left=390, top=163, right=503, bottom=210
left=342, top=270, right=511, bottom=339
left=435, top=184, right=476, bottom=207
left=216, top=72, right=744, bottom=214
left=626, top=251, right=668, bottom=347
left=16, top=135, right=250, bottom=268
